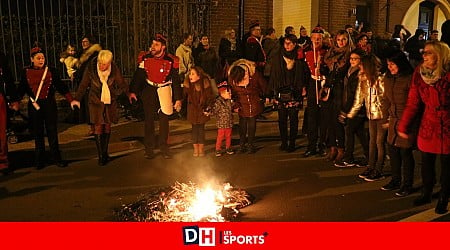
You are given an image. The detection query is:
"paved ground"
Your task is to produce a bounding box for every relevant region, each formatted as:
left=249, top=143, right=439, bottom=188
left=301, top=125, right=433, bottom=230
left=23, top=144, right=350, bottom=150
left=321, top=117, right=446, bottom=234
left=1, top=110, right=449, bottom=221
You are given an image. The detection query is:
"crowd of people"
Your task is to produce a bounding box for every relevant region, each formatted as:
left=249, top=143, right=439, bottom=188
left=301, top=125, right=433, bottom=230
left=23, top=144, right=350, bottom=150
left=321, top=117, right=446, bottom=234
left=0, top=19, right=449, bottom=215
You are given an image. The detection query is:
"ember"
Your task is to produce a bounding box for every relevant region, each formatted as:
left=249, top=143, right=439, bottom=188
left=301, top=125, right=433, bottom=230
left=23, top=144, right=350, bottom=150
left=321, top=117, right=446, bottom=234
left=115, top=182, right=252, bottom=222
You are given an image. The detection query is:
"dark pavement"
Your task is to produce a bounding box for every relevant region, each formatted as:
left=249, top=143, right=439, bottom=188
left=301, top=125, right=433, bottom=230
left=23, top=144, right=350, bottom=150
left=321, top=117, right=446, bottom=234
left=1, top=110, right=449, bottom=221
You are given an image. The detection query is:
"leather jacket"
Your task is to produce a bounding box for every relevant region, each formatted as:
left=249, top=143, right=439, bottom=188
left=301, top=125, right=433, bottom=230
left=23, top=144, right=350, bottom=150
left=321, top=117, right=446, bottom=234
left=348, top=73, right=387, bottom=121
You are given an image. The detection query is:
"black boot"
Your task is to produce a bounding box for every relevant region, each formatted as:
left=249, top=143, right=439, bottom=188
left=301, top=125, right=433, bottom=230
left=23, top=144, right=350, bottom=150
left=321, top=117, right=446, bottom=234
left=435, top=192, right=449, bottom=214
left=287, top=140, right=296, bottom=153
left=94, top=134, right=104, bottom=166
left=413, top=189, right=432, bottom=206
left=35, top=150, right=46, bottom=170
left=101, top=133, right=110, bottom=165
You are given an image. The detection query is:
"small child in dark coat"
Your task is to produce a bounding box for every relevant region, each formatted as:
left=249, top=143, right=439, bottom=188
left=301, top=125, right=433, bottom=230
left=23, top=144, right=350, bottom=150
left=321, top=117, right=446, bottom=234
left=207, top=81, right=235, bottom=156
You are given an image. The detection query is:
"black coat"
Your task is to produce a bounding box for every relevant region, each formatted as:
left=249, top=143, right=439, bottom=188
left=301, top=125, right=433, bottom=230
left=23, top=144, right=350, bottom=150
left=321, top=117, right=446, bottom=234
left=218, top=38, right=241, bottom=66
left=0, top=65, right=19, bottom=102
left=268, top=49, right=308, bottom=101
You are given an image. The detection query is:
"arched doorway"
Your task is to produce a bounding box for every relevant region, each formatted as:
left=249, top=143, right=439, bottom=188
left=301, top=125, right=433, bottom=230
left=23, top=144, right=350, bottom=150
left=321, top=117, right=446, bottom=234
left=403, top=0, right=450, bottom=39
left=418, top=1, right=436, bottom=38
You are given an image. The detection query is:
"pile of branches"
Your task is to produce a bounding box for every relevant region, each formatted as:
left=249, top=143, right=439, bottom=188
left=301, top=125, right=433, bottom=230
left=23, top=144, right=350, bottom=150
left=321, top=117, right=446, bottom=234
left=115, top=182, right=252, bottom=222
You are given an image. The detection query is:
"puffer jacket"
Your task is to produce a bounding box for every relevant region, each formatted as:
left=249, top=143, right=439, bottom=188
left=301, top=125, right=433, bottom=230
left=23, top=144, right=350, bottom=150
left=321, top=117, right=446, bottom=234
left=348, top=73, right=388, bottom=121
left=228, top=59, right=268, bottom=117
left=384, top=73, right=416, bottom=148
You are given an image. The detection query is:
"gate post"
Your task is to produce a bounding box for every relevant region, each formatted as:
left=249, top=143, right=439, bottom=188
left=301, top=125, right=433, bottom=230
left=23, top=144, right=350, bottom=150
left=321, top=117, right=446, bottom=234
left=183, top=0, right=188, bottom=32
left=238, top=0, right=245, bottom=40
left=133, top=0, right=140, bottom=61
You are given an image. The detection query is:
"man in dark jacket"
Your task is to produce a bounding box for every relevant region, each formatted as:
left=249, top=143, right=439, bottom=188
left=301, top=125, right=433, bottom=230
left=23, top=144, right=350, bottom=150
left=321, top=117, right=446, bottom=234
left=404, top=29, right=426, bottom=68
left=243, top=20, right=266, bottom=73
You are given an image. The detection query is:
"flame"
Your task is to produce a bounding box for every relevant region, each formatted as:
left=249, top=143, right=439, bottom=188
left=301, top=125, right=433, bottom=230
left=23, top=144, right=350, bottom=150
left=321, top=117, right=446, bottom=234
left=188, top=186, right=225, bottom=222
left=115, top=181, right=252, bottom=222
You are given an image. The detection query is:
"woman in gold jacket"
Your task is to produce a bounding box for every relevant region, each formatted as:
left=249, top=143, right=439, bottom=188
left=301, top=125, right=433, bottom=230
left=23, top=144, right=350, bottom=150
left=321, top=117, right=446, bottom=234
left=346, top=54, right=389, bottom=182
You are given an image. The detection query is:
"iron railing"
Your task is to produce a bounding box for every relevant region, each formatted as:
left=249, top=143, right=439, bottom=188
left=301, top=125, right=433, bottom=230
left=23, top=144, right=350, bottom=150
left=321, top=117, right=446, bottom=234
left=0, top=0, right=211, bottom=88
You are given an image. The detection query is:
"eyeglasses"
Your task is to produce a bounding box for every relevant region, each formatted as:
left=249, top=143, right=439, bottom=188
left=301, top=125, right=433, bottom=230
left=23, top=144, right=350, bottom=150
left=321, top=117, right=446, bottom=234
left=350, top=57, right=360, bottom=61
left=422, top=50, right=433, bottom=56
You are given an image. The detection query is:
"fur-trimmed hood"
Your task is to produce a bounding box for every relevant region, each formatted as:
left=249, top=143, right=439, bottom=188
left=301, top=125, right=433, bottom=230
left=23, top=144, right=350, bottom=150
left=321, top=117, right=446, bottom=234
left=228, top=59, right=256, bottom=76
left=79, top=44, right=102, bottom=65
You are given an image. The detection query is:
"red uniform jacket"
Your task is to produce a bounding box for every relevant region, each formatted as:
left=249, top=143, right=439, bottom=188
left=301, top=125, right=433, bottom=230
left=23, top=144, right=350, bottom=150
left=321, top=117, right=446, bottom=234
left=130, top=52, right=182, bottom=101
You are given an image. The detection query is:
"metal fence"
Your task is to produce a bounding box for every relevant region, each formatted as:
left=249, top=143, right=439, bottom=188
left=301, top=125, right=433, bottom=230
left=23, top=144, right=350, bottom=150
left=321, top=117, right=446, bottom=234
left=0, top=0, right=211, bottom=86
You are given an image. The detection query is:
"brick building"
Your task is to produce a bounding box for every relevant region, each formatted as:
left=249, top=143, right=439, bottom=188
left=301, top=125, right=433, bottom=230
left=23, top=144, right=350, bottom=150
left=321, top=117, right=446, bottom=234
left=272, top=0, right=449, bottom=39
left=209, top=0, right=273, bottom=47
left=2, top=0, right=447, bottom=82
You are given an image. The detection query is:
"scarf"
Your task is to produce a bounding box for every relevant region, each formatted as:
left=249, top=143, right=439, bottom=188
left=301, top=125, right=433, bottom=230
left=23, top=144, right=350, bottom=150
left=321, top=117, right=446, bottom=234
left=420, top=66, right=440, bottom=85
left=326, top=46, right=349, bottom=71
left=98, top=63, right=112, bottom=104
left=282, top=48, right=297, bottom=60
left=228, top=38, right=236, bottom=51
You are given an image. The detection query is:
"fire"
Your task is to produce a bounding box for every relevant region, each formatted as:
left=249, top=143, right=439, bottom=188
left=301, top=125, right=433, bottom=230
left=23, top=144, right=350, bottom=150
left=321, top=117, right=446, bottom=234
left=188, top=187, right=225, bottom=222
left=116, top=182, right=252, bottom=222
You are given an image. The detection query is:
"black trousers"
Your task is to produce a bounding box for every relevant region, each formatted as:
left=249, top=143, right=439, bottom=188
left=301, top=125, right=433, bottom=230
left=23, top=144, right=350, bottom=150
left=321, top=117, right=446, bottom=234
left=191, top=124, right=206, bottom=144
left=141, top=86, right=170, bottom=153
left=326, top=106, right=345, bottom=148
left=421, top=152, right=450, bottom=195
left=306, top=104, right=327, bottom=152
left=388, top=144, right=415, bottom=187
left=239, top=116, right=256, bottom=146
left=28, top=98, right=61, bottom=164
left=278, top=107, right=299, bottom=145
left=301, top=106, right=308, bottom=135
left=343, top=116, right=369, bottom=161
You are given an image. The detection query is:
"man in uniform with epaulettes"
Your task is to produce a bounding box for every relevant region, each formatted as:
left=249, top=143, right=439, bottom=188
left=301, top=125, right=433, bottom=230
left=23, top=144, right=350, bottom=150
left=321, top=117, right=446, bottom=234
left=301, top=26, right=330, bottom=157
left=129, top=33, right=182, bottom=159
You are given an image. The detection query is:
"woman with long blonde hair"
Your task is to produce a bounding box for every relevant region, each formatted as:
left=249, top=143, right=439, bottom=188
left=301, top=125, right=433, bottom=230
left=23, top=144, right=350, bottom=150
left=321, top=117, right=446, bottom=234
left=398, top=40, right=450, bottom=214
left=346, top=54, right=388, bottom=182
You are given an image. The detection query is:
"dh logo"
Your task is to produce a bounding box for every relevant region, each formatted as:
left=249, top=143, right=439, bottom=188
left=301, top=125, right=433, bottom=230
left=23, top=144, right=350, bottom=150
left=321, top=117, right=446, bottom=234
left=182, top=226, right=216, bottom=246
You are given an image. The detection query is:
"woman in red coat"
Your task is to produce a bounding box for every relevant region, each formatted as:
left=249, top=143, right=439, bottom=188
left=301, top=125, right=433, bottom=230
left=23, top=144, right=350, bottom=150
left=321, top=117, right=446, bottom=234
left=228, top=59, right=268, bottom=153
left=398, top=40, right=450, bottom=214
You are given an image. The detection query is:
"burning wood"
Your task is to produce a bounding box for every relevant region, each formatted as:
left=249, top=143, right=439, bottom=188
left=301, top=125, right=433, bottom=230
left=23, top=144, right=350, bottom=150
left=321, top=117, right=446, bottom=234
left=115, top=182, right=252, bottom=222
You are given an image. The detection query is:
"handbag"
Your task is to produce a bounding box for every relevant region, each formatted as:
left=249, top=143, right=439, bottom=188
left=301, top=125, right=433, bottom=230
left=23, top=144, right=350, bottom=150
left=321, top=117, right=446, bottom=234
left=277, top=87, right=294, bottom=103
left=29, top=66, right=48, bottom=110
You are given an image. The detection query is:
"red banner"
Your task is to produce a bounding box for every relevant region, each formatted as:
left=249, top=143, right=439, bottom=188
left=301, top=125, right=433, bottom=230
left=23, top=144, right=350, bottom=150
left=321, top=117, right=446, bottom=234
left=1, top=222, right=448, bottom=249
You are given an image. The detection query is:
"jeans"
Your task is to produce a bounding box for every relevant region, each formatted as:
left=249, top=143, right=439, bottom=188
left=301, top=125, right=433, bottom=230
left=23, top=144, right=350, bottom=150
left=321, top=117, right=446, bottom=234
left=239, top=116, right=257, bottom=146
left=343, top=116, right=369, bottom=162
left=421, top=152, right=450, bottom=195
left=388, top=144, right=415, bottom=187
left=368, top=119, right=387, bottom=171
